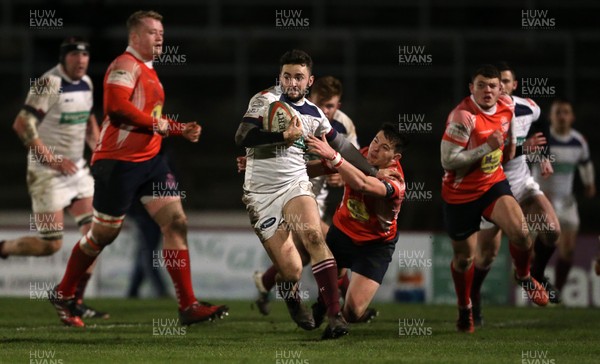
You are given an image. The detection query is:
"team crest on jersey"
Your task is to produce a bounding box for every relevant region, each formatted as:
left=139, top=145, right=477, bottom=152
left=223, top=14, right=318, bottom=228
left=481, top=149, right=502, bottom=174
left=347, top=199, right=370, bottom=222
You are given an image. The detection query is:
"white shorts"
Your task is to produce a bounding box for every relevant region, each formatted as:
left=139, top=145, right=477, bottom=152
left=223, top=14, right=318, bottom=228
left=480, top=176, right=545, bottom=230
left=242, top=179, right=314, bottom=242
left=552, top=196, right=579, bottom=231
left=511, top=175, right=544, bottom=204
left=310, top=176, right=328, bottom=219
left=27, top=159, right=94, bottom=213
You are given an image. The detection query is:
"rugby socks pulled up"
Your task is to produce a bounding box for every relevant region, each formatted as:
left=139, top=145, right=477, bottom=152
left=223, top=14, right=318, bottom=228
left=312, top=258, right=341, bottom=317
left=451, top=261, right=474, bottom=308
left=163, top=249, right=197, bottom=310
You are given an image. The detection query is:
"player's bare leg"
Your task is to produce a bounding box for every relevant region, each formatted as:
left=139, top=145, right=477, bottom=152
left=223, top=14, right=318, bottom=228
left=253, top=218, right=326, bottom=316
left=262, top=225, right=315, bottom=330
left=555, top=229, right=577, bottom=291
left=1, top=211, right=64, bottom=257
left=522, top=194, right=561, bottom=302
left=284, top=195, right=348, bottom=339
left=145, top=196, right=228, bottom=325
left=490, top=196, right=548, bottom=306
left=472, top=226, right=501, bottom=326
left=343, top=272, right=380, bottom=323
left=451, top=234, right=477, bottom=333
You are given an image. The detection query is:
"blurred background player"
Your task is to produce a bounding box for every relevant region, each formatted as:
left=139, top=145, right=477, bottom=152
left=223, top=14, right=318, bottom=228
left=306, top=124, right=406, bottom=326
left=235, top=49, right=387, bottom=339
left=48, top=10, right=227, bottom=327
left=126, top=200, right=169, bottom=299
left=471, top=63, right=561, bottom=326
left=533, top=98, right=596, bottom=293
left=441, top=65, right=549, bottom=333
left=251, top=76, right=359, bottom=316
left=0, top=37, right=107, bottom=319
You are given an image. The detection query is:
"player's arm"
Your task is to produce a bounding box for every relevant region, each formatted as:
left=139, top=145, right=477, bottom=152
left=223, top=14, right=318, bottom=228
left=85, top=113, right=100, bottom=150
left=578, top=139, right=596, bottom=197
left=235, top=117, right=301, bottom=147
left=12, top=109, right=78, bottom=175
left=440, top=112, right=502, bottom=170
left=324, top=128, right=379, bottom=177
left=306, top=135, right=401, bottom=197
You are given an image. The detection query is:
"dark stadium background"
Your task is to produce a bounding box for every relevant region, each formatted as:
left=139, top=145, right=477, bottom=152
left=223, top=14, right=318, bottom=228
left=0, top=0, right=597, bottom=233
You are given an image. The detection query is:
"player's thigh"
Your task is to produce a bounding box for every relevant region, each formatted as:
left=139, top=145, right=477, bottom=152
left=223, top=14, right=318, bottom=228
left=521, top=194, right=561, bottom=239
left=33, top=210, right=65, bottom=243
left=283, top=195, right=322, bottom=232
left=344, top=272, right=380, bottom=319
left=489, top=196, right=526, bottom=240
left=264, top=227, right=302, bottom=281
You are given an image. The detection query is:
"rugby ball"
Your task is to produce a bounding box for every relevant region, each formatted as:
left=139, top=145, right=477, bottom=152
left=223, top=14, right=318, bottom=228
left=263, top=101, right=296, bottom=132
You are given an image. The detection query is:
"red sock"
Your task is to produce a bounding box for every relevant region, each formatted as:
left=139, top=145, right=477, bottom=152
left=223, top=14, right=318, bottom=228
left=338, top=273, right=350, bottom=299
left=74, top=272, right=91, bottom=304
left=262, top=265, right=278, bottom=292
left=555, top=257, right=572, bottom=291
left=509, top=243, right=532, bottom=278
left=312, top=258, right=340, bottom=317
left=163, top=249, right=196, bottom=310
left=450, top=262, right=474, bottom=308
left=58, top=242, right=98, bottom=299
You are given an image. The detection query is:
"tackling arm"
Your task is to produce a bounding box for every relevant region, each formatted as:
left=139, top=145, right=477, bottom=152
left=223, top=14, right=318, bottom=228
left=85, top=113, right=100, bottom=150
left=326, top=130, right=378, bottom=177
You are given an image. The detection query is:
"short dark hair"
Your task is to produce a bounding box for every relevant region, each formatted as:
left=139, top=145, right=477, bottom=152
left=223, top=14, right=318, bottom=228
left=496, top=61, right=516, bottom=79
left=311, top=76, right=343, bottom=104
left=381, top=123, right=408, bottom=154
left=471, top=64, right=501, bottom=83
left=280, top=49, right=313, bottom=74
left=551, top=97, right=572, bottom=108
left=127, top=10, right=163, bottom=33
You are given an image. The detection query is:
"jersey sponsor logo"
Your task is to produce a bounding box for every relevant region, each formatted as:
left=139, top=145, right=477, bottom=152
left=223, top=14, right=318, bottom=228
left=347, top=198, right=369, bottom=222
left=59, top=111, right=90, bottom=125
left=481, top=149, right=502, bottom=174
left=259, top=217, right=277, bottom=230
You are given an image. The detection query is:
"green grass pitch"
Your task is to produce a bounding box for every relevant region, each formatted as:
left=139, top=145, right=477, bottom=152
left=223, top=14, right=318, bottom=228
left=1, top=298, right=599, bottom=363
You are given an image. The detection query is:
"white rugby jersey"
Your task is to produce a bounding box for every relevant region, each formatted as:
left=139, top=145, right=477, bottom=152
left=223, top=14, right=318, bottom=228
left=533, top=128, right=591, bottom=202
left=24, top=64, right=93, bottom=170
left=310, top=109, right=359, bottom=204
left=504, top=95, right=541, bottom=188
left=243, top=86, right=332, bottom=194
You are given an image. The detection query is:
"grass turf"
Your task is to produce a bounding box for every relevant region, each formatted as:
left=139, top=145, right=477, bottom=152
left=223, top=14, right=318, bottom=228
left=1, top=298, right=599, bottom=363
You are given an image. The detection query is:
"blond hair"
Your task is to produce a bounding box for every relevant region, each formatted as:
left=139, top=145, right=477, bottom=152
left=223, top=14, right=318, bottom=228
left=126, top=10, right=163, bottom=33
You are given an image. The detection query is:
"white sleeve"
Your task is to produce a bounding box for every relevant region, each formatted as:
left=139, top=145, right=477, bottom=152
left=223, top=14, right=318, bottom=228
left=578, top=138, right=594, bottom=186
left=24, top=75, right=61, bottom=118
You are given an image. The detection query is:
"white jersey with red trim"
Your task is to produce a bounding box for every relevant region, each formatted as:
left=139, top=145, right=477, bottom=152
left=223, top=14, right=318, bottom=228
left=243, top=86, right=332, bottom=194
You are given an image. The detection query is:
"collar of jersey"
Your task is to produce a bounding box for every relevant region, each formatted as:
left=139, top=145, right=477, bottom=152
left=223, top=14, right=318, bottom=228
left=57, top=64, right=80, bottom=84
left=470, top=94, right=497, bottom=115
left=126, top=46, right=153, bottom=69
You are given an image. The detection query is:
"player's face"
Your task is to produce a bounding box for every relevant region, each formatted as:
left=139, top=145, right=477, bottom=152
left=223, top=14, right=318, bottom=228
left=280, top=64, right=314, bottom=102
left=63, top=51, right=89, bottom=80
left=500, top=70, right=517, bottom=96
left=367, top=131, right=400, bottom=168
left=312, top=95, right=341, bottom=121
left=469, top=75, right=501, bottom=110
left=550, top=102, right=575, bottom=133
left=131, top=17, right=164, bottom=61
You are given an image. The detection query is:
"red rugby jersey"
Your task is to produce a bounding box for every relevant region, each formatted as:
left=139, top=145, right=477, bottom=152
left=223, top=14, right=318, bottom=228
left=333, top=148, right=405, bottom=244
left=441, top=95, right=514, bottom=204
left=92, top=47, right=164, bottom=163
